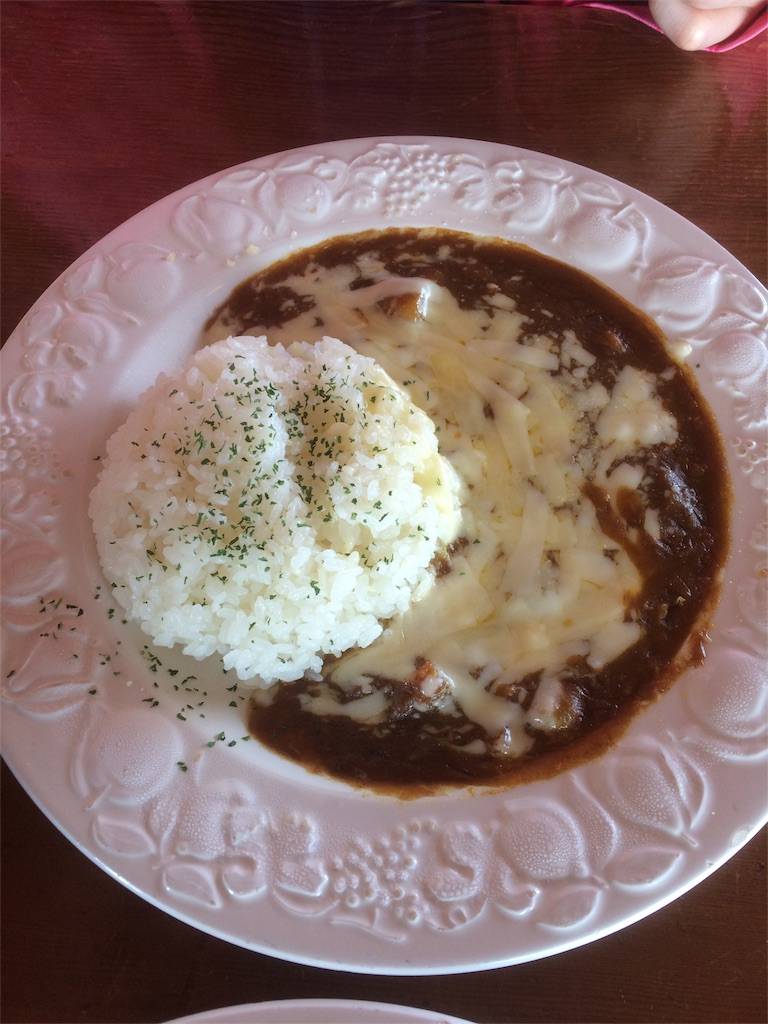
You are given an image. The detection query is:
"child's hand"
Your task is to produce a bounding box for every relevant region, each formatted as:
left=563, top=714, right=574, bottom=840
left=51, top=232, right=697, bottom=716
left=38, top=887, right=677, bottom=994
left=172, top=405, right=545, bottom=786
left=649, top=0, right=764, bottom=50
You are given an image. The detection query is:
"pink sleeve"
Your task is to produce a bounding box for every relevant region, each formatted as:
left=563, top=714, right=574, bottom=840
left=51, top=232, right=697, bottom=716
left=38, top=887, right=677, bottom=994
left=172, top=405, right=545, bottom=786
left=562, top=1, right=767, bottom=52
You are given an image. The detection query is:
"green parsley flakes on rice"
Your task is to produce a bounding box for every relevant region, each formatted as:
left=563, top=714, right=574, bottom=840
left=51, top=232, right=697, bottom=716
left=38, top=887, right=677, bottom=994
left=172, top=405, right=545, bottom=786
left=89, top=336, right=462, bottom=683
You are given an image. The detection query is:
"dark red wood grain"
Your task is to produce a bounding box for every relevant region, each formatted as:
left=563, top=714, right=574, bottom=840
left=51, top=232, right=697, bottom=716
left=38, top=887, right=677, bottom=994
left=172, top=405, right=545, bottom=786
left=2, top=3, right=766, bottom=1023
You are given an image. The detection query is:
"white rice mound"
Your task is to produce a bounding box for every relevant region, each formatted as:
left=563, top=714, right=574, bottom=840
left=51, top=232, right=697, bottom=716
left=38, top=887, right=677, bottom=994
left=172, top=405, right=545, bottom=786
left=90, top=336, right=461, bottom=683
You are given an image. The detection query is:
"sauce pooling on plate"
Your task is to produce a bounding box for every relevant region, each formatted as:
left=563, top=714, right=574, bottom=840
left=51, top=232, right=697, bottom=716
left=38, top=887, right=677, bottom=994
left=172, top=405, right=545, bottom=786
left=207, top=229, right=729, bottom=789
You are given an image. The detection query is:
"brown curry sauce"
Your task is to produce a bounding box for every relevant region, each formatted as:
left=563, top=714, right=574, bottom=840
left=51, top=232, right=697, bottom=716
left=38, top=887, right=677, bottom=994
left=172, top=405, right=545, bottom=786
left=208, top=229, right=729, bottom=792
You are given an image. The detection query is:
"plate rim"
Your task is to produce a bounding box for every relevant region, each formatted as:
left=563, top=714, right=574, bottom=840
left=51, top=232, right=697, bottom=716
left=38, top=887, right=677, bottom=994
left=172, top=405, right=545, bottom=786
left=165, top=997, right=476, bottom=1024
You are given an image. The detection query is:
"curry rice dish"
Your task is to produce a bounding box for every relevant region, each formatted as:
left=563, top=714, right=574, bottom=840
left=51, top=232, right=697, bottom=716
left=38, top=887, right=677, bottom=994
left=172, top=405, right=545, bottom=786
left=91, top=227, right=728, bottom=790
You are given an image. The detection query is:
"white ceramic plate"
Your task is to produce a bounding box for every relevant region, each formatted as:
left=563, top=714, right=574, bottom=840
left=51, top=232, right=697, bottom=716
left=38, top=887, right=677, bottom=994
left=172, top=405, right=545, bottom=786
left=167, top=999, right=473, bottom=1024
left=2, top=138, right=766, bottom=975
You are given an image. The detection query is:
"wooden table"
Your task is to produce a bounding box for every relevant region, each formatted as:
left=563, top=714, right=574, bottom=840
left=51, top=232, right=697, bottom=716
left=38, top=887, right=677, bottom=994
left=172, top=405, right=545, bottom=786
left=2, top=3, right=766, bottom=1022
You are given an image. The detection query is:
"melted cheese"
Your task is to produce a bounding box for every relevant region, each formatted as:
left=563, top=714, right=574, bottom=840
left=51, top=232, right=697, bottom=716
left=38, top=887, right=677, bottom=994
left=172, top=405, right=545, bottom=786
left=208, top=255, right=679, bottom=749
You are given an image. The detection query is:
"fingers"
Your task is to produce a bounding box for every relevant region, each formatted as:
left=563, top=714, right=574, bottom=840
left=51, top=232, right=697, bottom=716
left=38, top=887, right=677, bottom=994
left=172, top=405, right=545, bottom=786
left=649, top=0, right=759, bottom=49
left=684, top=0, right=761, bottom=10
